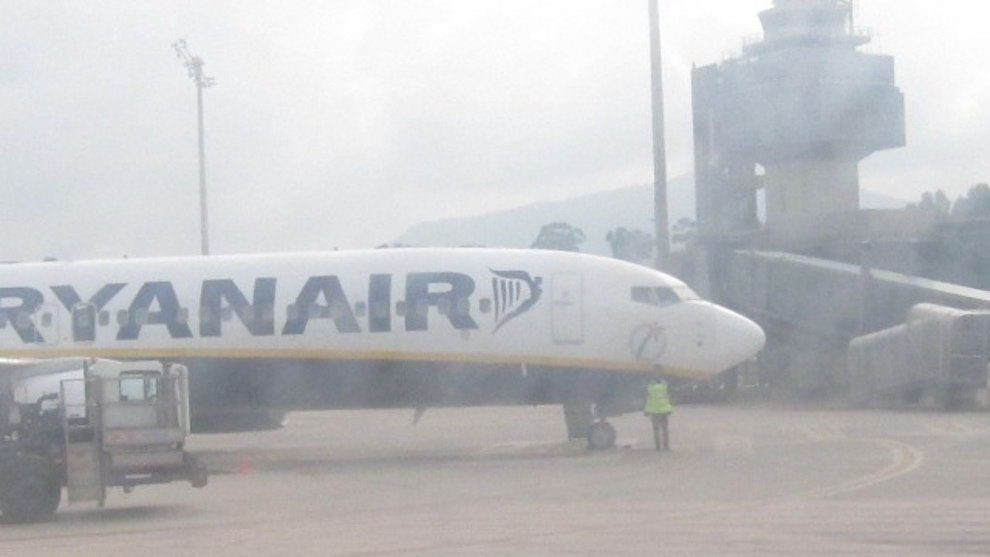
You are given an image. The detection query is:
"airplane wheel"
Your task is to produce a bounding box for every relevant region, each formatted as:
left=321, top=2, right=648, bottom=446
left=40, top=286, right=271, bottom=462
left=587, top=421, right=616, bottom=451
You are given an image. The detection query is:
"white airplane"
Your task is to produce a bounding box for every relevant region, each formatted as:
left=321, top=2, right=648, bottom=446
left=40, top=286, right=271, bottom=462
left=0, top=248, right=764, bottom=448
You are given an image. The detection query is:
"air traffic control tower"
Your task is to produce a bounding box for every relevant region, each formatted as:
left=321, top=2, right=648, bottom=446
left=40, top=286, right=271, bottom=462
left=693, top=0, right=905, bottom=239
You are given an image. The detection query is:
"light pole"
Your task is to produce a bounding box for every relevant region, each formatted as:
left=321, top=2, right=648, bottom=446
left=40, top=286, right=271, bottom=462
left=648, top=0, right=671, bottom=269
left=173, top=39, right=216, bottom=256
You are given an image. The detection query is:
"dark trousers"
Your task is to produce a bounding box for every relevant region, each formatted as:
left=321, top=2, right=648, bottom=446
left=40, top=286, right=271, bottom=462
left=649, top=412, right=670, bottom=451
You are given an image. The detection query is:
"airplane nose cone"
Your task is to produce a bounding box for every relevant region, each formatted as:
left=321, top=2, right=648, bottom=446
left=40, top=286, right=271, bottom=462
left=714, top=305, right=766, bottom=371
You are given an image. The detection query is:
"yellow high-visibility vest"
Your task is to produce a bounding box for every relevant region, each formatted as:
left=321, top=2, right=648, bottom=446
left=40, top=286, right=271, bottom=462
left=644, top=382, right=673, bottom=414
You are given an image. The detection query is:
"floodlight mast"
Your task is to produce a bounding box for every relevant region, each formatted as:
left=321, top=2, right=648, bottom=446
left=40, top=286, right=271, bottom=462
left=647, top=0, right=670, bottom=270
left=173, top=39, right=216, bottom=256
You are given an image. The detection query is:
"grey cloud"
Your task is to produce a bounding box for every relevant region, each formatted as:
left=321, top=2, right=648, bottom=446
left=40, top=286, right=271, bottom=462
left=0, top=1, right=986, bottom=260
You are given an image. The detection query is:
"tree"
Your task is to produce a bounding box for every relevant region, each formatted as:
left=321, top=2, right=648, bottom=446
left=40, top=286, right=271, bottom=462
left=908, top=189, right=951, bottom=218
left=671, top=218, right=697, bottom=245
left=605, top=227, right=654, bottom=263
left=952, top=183, right=990, bottom=220
left=911, top=183, right=990, bottom=290
left=530, top=222, right=585, bottom=252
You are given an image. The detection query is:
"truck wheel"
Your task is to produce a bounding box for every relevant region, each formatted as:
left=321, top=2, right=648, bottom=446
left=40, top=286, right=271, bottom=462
left=185, top=454, right=209, bottom=488
left=1, top=457, right=61, bottom=523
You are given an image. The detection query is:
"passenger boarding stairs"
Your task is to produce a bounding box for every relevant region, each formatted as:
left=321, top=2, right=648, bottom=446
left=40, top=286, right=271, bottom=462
left=58, top=371, right=191, bottom=506
left=60, top=378, right=105, bottom=505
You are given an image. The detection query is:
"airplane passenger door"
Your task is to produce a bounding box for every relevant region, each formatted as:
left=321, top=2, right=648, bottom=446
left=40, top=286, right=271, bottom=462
left=551, top=273, right=583, bottom=344
left=71, top=303, right=97, bottom=343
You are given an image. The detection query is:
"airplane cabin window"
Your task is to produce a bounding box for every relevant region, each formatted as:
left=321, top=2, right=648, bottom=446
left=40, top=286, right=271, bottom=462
left=479, top=298, right=492, bottom=314
left=372, top=301, right=389, bottom=319
left=354, top=301, right=367, bottom=317
left=98, top=310, right=110, bottom=327
left=396, top=301, right=407, bottom=316
left=117, top=310, right=129, bottom=326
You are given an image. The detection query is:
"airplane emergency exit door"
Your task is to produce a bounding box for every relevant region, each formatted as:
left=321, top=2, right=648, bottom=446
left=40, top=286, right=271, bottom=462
left=551, top=273, right=583, bottom=344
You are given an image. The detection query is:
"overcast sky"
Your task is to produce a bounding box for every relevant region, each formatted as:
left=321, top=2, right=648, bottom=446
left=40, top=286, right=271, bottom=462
left=1, top=1, right=986, bottom=260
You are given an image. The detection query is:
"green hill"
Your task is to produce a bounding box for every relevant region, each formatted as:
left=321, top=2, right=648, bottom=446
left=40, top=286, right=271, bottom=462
left=393, top=177, right=906, bottom=256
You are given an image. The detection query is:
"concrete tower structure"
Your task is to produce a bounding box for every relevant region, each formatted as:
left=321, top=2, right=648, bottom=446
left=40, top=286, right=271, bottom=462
left=693, top=0, right=905, bottom=237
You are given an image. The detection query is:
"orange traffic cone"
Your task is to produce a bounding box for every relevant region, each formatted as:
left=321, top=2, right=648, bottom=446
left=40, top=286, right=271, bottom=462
left=236, top=456, right=252, bottom=474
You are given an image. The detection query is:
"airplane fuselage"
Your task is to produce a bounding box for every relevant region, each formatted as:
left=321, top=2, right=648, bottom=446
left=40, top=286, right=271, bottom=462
left=0, top=249, right=765, bottom=429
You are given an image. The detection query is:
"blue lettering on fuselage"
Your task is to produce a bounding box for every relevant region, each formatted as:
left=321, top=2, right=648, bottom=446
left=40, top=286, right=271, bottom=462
left=0, top=287, right=45, bottom=342
left=200, top=278, right=277, bottom=337
left=117, top=281, right=194, bottom=341
left=282, top=276, right=361, bottom=335
left=0, top=269, right=543, bottom=344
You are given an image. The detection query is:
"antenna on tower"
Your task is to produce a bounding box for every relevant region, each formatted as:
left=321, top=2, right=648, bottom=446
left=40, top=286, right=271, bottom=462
left=172, top=39, right=215, bottom=256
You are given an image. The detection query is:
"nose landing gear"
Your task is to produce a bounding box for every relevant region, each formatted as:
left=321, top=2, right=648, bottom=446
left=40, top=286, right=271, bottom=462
left=586, top=420, right=617, bottom=451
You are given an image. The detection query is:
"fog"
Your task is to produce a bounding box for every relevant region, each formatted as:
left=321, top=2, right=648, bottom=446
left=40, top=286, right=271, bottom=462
left=2, top=2, right=990, bottom=550
left=0, top=1, right=986, bottom=260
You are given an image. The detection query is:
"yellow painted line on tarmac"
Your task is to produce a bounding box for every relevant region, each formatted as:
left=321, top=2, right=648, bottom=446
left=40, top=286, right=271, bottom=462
left=714, top=434, right=754, bottom=453
left=799, top=424, right=847, bottom=441
left=805, top=438, right=924, bottom=498
left=659, top=436, right=925, bottom=523
left=925, top=421, right=975, bottom=435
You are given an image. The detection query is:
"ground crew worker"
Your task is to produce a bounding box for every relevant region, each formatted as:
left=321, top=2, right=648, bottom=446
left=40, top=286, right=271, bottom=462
left=644, top=375, right=673, bottom=451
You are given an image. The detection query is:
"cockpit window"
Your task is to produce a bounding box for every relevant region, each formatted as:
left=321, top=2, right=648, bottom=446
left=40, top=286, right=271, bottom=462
left=673, top=285, right=700, bottom=301
left=631, top=285, right=700, bottom=306
left=631, top=286, right=682, bottom=307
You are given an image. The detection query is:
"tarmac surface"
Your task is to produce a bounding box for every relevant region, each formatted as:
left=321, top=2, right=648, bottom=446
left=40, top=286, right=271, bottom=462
left=3, top=403, right=990, bottom=555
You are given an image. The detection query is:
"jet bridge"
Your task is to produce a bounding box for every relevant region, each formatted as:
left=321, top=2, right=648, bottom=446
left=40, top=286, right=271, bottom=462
left=716, top=250, right=990, bottom=396
left=848, top=304, right=990, bottom=406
